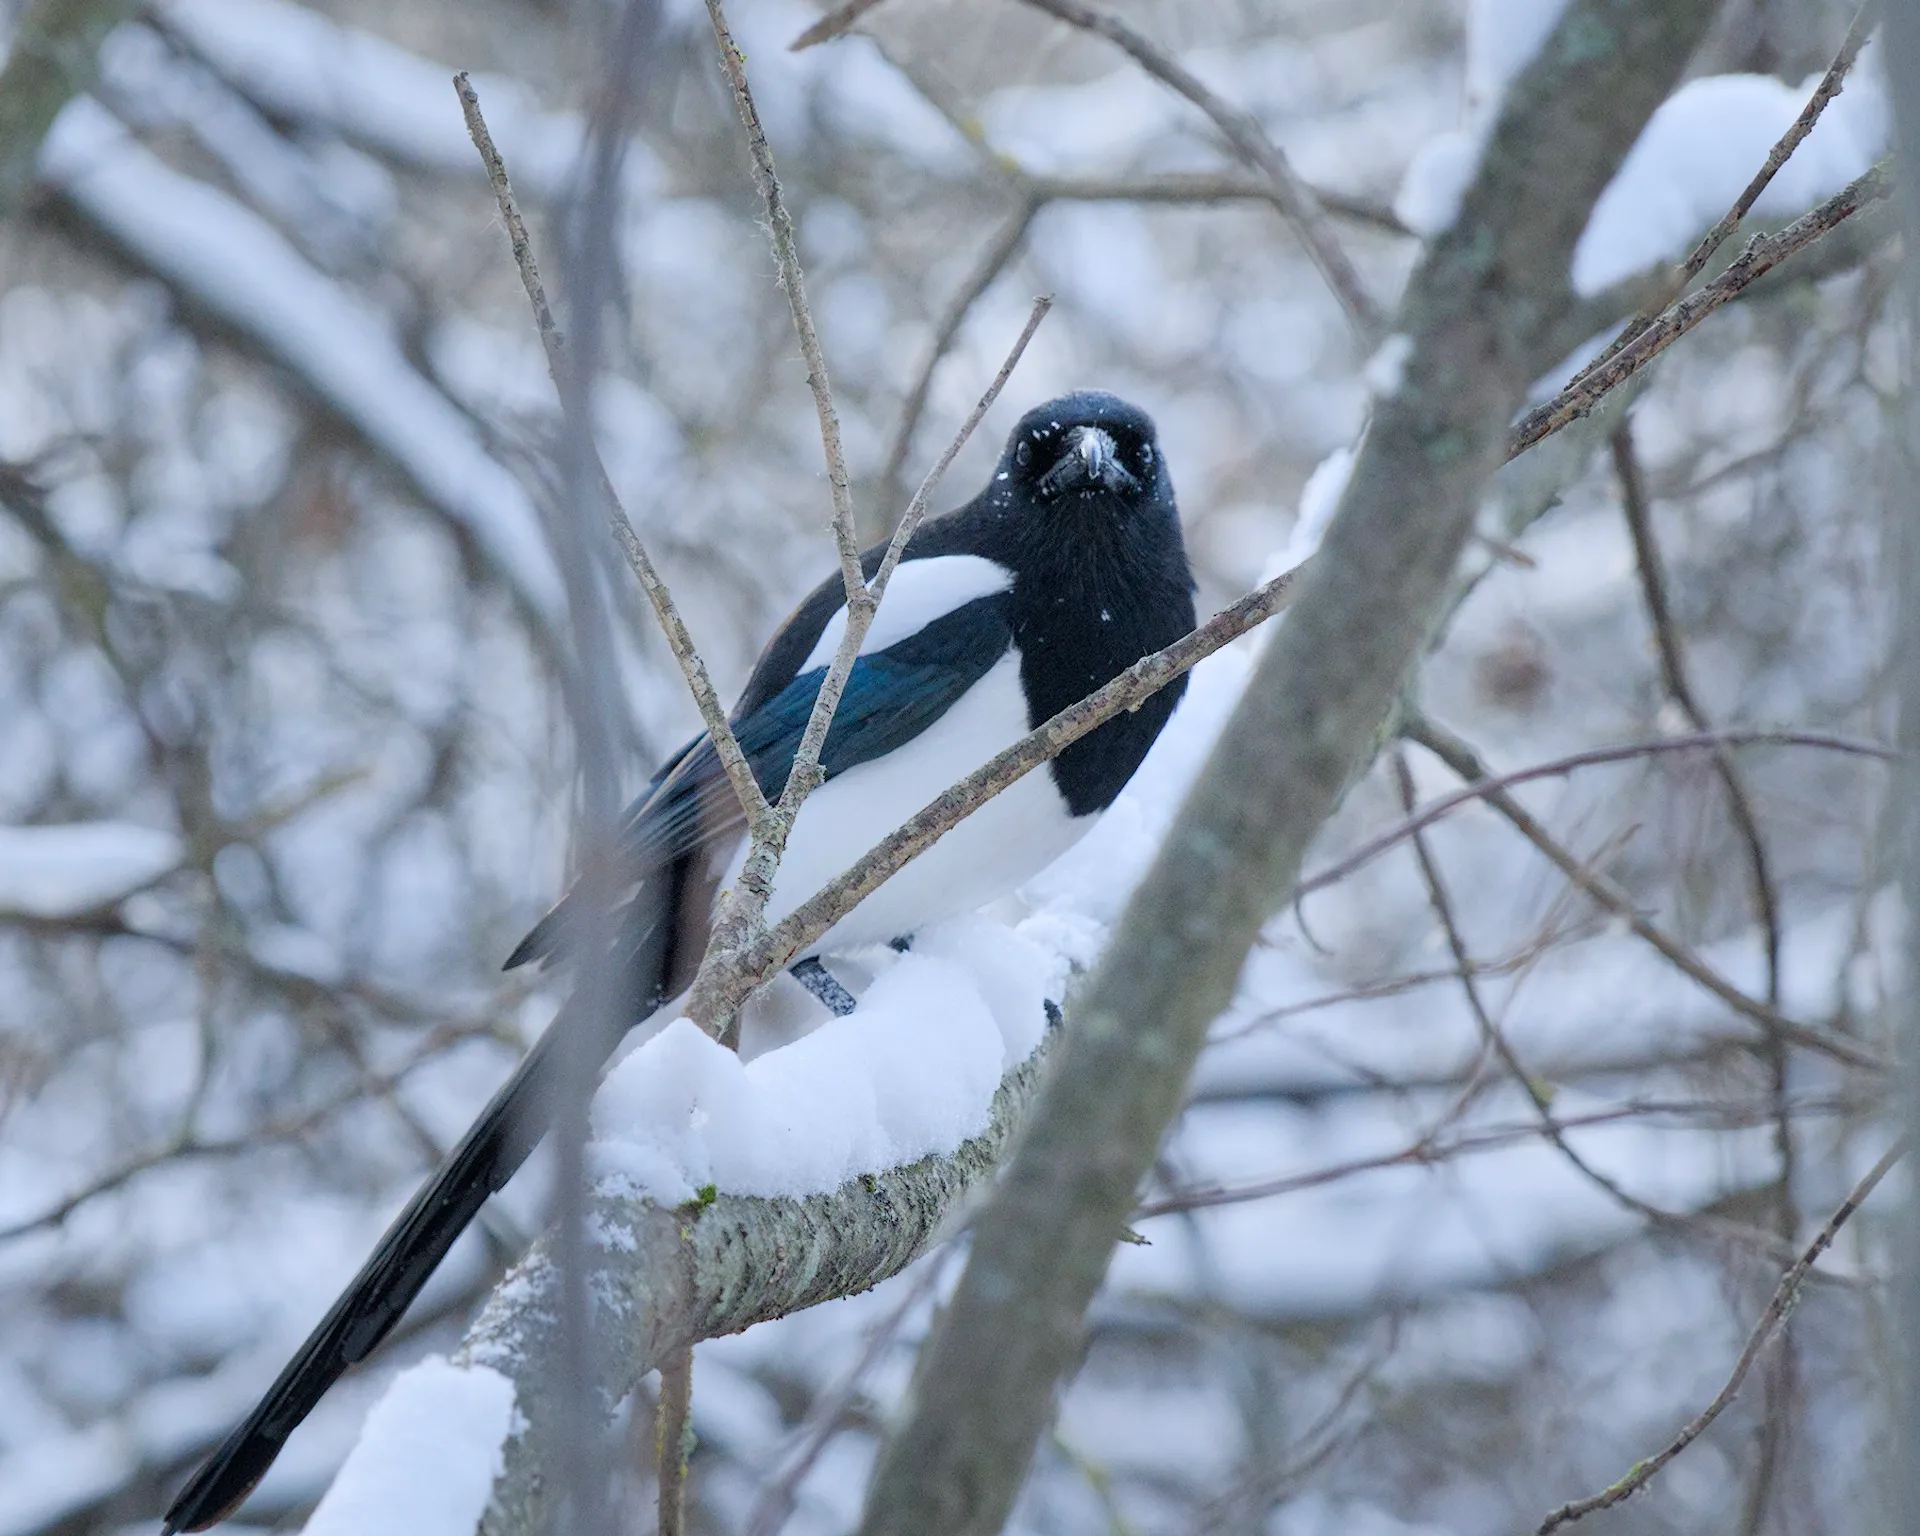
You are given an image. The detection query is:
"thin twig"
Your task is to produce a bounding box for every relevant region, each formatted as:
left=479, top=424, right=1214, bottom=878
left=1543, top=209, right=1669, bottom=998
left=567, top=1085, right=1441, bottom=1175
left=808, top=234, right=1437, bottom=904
left=744, top=1256, right=951, bottom=1536
left=1028, top=169, right=1406, bottom=234
left=1535, top=1137, right=1905, bottom=1534
left=789, top=0, right=889, bottom=49
left=1398, top=712, right=1883, bottom=1072
left=685, top=296, right=1053, bottom=1041
left=655, top=1347, right=695, bottom=1536
left=1140, top=1095, right=1868, bottom=1224
left=1612, top=422, right=1783, bottom=1003
left=877, top=201, right=1040, bottom=528
left=1303, top=726, right=1893, bottom=897
left=705, top=0, right=863, bottom=603
left=1511, top=160, right=1890, bottom=458
left=1572, top=1, right=1876, bottom=385
left=1016, top=0, right=1382, bottom=339
left=1610, top=421, right=1802, bottom=1530
left=453, top=71, right=770, bottom=827
left=1391, top=752, right=1673, bottom=1226
left=696, top=0, right=878, bottom=1033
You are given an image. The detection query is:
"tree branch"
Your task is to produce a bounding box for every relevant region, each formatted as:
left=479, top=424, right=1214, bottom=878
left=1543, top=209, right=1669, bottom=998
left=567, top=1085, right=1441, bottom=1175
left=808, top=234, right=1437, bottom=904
left=1535, top=1137, right=1904, bottom=1534
left=452, top=1033, right=1055, bottom=1536
left=1511, top=159, right=1891, bottom=458
left=855, top=5, right=1725, bottom=1532
left=1015, top=0, right=1383, bottom=340
left=1398, top=710, right=1882, bottom=1072
left=454, top=72, right=770, bottom=828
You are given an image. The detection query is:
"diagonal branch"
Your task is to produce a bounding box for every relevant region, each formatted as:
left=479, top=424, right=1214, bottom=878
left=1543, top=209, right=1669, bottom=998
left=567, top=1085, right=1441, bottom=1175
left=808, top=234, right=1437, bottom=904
left=1535, top=1136, right=1905, bottom=1534
left=694, top=3, right=1051, bottom=1043
left=856, top=5, right=1727, bottom=1531
left=1611, top=421, right=1783, bottom=1004
left=454, top=72, right=770, bottom=828
left=1015, top=0, right=1382, bottom=340
left=1398, top=710, right=1881, bottom=1072
left=1511, top=159, right=1890, bottom=458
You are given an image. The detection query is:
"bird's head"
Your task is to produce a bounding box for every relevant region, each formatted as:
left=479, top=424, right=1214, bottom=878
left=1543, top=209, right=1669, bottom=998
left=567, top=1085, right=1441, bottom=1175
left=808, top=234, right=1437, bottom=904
left=998, top=392, right=1166, bottom=513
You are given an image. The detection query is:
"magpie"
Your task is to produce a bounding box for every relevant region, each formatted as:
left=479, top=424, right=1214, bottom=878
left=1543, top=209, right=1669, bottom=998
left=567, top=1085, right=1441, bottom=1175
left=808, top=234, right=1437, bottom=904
left=162, top=390, right=1196, bottom=1532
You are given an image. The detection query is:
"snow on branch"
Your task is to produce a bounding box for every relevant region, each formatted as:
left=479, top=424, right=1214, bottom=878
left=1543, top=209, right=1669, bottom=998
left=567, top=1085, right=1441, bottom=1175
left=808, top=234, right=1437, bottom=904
left=427, top=1023, right=1053, bottom=1536
left=36, top=97, right=566, bottom=624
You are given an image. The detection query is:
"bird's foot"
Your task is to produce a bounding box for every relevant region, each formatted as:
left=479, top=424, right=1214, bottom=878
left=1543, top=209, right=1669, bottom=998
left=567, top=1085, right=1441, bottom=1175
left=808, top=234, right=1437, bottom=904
left=790, top=956, right=858, bottom=1016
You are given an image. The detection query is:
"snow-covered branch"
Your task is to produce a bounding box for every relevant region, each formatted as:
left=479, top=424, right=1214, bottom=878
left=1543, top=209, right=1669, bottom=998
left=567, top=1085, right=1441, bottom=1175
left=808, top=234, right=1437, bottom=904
left=352, top=1023, right=1057, bottom=1536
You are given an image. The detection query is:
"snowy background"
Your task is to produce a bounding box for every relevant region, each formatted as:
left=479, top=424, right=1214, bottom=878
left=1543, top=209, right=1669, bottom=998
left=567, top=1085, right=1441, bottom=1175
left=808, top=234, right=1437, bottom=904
left=0, top=0, right=1902, bottom=1531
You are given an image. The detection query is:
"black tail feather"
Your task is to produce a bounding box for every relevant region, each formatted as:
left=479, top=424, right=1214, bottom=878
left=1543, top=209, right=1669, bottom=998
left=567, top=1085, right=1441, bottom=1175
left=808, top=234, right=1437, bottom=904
left=162, top=909, right=676, bottom=1533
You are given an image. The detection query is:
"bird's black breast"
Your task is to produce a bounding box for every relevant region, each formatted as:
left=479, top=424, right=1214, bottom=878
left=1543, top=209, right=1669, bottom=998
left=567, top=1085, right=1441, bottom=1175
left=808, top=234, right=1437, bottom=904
left=1010, top=550, right=1196, bottom=816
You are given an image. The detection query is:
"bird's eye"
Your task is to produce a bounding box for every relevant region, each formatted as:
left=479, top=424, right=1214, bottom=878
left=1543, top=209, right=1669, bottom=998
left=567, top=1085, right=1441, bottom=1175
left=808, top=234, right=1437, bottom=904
left=1141, top=444, right=1154, bottom=466
left=1015, top=441, right=1033, bottom=468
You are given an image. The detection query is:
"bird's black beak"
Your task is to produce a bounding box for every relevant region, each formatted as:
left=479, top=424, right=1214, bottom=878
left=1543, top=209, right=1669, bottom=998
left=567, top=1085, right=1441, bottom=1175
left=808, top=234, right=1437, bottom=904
left=1040, top=425, right=1138, bottom=499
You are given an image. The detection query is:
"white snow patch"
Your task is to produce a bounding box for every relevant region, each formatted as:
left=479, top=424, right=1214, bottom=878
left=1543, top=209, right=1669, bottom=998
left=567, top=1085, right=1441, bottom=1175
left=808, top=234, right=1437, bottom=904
left=1395, top=130, right=1480, bottom=238
left=1466, top=0, right=1571, bottom=113
left=1394, top=0, right=1570, bottom=236
left=1279, top=445, right=1354, bottom=572
left=590, top=922, right=1054, bottom=1204
left=0, top=822, right=182, bottom=917
left=1363, top=333, right=1413, bottom=399
left=1399, top=8, right=1882, bottom=276
left=1573, top=59, right=1887, bottom=295
left=304, top=1357, right=515, bottom=1536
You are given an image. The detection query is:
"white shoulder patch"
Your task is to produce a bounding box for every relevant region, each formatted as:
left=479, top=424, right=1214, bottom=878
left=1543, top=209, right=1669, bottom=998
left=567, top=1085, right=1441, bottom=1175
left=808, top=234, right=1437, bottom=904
left=800, top=554, right=1014, bottom=672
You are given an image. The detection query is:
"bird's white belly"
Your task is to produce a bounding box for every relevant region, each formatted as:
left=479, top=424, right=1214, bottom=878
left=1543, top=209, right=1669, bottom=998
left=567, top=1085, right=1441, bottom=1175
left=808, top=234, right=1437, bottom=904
left=721, top=652, right=1091, bottom=952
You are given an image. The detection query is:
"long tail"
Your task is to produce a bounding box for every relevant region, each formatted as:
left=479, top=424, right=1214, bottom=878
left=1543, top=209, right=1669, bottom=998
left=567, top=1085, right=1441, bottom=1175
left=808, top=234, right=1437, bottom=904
left=162, top=922, right=674, bottom=1532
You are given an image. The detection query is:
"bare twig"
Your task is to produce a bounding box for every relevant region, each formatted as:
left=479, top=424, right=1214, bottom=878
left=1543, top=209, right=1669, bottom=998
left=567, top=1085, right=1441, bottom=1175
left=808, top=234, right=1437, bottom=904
left=655, top=1348, right=694, bottom=1536
left=789, top=0, right=890, bottom=49
left=695, top=0, right=895, bottom=1040
left=704, top=0, right=863, bottom=602
left=1390, top=751, right=1672, bottom=1226
left=1303, top=726, right=1893, bottom=897
left=744, top=1256, right=951, bottom=1536
left=686, top=293, right=1054, bottom=1035
left=1612, top=423, right=1803, bottom=1484
left=1028, top=170, right=1406, bottom=234
left=1141, top=1094, right=1869, bottom=1224
left=1015, top=0, right=1382, bottom=339
left=1511, top=160, right=1891, bottom=458
left=1147, top=1094, right=1864, bottom=1287
left=872, top=296, right=1054, bottom=599
left=1611, top=422, right=1783, bottom=1003
left=1535, top=1137, right=1906, bottom=1534
left=453, top=71, right=770, bottom=827
left=877, top=201, right=1040, bottom=528
left=1573, top=1, right=1877, bottom=384
left=1399, top=712, right=1883, bottom=1072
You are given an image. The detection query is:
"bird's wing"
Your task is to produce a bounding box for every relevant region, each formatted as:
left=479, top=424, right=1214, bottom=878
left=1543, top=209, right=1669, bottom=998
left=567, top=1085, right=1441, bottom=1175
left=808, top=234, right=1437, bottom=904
left=508, top=575, right=1017, bottom=971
